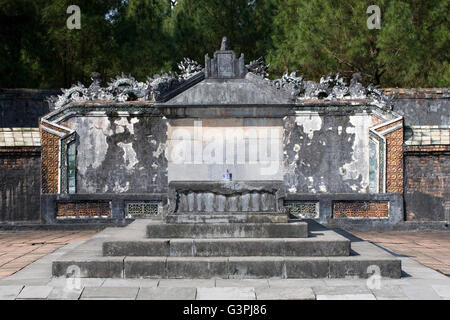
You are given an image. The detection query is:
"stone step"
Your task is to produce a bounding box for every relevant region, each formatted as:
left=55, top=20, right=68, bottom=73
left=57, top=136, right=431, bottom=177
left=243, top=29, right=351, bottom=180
left=147, top=222, right=308, bottom=238
left=165, top=213, right=288, bottom=224
left=52, top=256, right=401, bottom=279
left=102, top=237, right=350, bottom=257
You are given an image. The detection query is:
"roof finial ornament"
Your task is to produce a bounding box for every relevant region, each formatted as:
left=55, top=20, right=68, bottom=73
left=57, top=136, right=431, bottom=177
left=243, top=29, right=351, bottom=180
left=220, top=36, right=229, bottom=50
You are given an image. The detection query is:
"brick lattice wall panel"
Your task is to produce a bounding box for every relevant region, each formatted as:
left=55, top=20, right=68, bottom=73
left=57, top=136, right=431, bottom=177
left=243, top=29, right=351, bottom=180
left=384, top=127, right=404, bottom=193
left=56, top=201, right=111, bottom=218
left=40, top=128, right=60, bottom=193
left=333, top=201, right=389, bottom=218
left=374, top=119, right=404, bottom=194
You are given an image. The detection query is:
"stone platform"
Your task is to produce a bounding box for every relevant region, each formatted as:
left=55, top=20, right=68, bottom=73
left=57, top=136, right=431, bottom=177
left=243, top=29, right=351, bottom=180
left=51, top=219, right=401, bottom=279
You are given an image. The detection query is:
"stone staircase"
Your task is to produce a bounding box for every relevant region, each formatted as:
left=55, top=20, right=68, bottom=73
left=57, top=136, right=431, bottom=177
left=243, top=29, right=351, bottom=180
left=52, top=216, right=402, bottom=279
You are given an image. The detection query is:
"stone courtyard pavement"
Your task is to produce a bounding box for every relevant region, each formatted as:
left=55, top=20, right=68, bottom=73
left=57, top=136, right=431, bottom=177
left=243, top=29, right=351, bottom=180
left=0, top=230, right=98, bottom=278
left=0, top=229, right=449, bottom=300
left=352, top=231, right=450, bottom=277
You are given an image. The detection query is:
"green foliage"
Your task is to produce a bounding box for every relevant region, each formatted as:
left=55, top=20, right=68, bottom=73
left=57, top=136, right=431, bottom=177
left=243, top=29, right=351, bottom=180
left=377, top=0, right=450, bottom=87
left=0, top=0, right=448, bottom=88
left=112, top=0, right=173, bottom=80
left=0, top=0, right=41, bottom=87
left=38, top=0, right=120, bottom=87
left=268, top=0, right=449, bottom=86
left=167, top=0, right=277, bottom=67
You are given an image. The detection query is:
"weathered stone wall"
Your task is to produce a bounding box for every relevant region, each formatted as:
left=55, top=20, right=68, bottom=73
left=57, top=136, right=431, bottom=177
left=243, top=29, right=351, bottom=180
left=404, top=146, right=449, bottom=221
left=167, top=118, right=283, bottom=182
left=384, top=89, right=449, bottom=126
left=283, top=111, right=372, bottom=194
left=0, top=147, right=41, bottom=222
left=65, top=114, right=168, bottom=194
left=385, top=88, right=449, bottom=223
left=0, top=89, right=59, bottom=128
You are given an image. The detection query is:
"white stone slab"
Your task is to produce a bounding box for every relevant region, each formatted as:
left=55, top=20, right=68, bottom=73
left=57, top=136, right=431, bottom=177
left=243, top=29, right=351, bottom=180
left=158, top=279, right=215, bottom=288
left=317, top=294, right=376, bottom=300
left=0, top=285, right=24, bottom=300
left=47, top=287, right=83, bottom=300
left=256, top=287, right=315, bottom=300
left=80, top=287, right=139, bottom=300
left=16, top=286, right=53, bottom=300
left=196, top=287, right=256, bottom=300
left=432, top=285, right=450, bottom=299
left=137, top=287, right=196, bottom=300
left=102, top=279, right=159, bottom=288
left=401, top=285, right=442, bottom=300
left=216, top=279, right=269, bottom=288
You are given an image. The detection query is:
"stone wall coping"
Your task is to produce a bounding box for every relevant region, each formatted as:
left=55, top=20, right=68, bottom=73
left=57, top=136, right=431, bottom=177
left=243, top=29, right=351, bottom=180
left=0, top=128, right=41, bottom=147
left=383, top=88, right=449, bottom=99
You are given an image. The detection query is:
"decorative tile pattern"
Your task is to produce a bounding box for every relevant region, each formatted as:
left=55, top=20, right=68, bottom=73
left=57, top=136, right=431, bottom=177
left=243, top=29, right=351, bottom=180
left=405, top=145, right=450, bottom=153
left=384, top=127, right=404, bottom=194
left=383, top=88, right=449, bottom=99
left=0, top=128, right=40, bottom=147
left=56, top=201, right=111, bottom=218
left=40, top=123, right=71, bottom=194
left=333, top=201, right=389, bottom=218
left=405, top=126, right=450, bottom=146
left=126, top=202, right=159, bottom=217
left=40, top=129, right=60, bottom=194
left=285, top=201, right=319, bottom=219
left=372, top=119, right=404, bottom=194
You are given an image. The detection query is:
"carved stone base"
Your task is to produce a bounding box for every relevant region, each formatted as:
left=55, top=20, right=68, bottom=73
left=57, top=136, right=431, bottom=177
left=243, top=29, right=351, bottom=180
left=168, top=181, right=286, bottom=221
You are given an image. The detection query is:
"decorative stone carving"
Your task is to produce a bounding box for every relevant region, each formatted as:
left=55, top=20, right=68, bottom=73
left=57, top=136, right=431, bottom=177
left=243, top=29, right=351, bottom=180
left=272, top=70, right=394, bottom=108
left=168, top=181, right=284, bottom=214
left=53, top=83, right=89, bottom=109
left=204, top=37, right=246, bottom=79
left=245, top=57, right=270, bottom=78
left=49, top=37, right=394, bottom=109
left=220, top=36, right=230, bottom=50
left=147, top=72, right=182, bottom=101
left=272, top=71, right=304, bottom=98
left=50, top=59, right=204, bottom=108
left=107, top=73, right=150, bottom=102
left=177, top=58, right=203, bottom=80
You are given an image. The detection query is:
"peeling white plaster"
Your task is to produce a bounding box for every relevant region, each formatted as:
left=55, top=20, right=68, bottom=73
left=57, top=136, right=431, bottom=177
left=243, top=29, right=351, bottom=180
left=118, top=142, right=138, bottom=170
left=113, top=181, right=130, bottom=193
left=153, top=142, right=166, bottom=158
left=115, top=126, right=125, bottom=134
left=295, top=112, right=323, bottom=139
left=114, top=117, right=139, bottom=135
left=339, top=115, right=371, bottom=192
left=72, top=117, right=111, bottom=177
left=346, top=127, right=356, bottom=134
